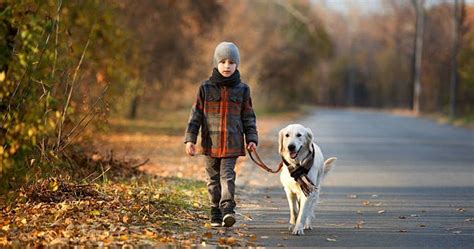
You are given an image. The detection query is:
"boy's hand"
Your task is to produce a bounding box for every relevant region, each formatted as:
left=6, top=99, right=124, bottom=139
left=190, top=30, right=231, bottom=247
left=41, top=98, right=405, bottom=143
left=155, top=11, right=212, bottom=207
left=185, top=142, right=196, bottom=156
left=246, top=142, right=257, bottom=152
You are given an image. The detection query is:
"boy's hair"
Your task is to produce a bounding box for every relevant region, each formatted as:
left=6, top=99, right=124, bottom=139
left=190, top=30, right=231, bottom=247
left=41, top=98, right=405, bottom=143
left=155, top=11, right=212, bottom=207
left=213, top=42, right=240, bottom=68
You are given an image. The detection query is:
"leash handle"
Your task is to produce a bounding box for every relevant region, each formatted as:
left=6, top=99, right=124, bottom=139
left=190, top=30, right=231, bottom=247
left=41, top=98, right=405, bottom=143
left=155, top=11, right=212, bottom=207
left=247, top=148, right=283, bottom=174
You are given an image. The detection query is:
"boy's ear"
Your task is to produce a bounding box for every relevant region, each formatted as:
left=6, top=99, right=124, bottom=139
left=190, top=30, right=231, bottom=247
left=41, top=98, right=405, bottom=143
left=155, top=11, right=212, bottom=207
left=278, top=128, right=285, bottom=154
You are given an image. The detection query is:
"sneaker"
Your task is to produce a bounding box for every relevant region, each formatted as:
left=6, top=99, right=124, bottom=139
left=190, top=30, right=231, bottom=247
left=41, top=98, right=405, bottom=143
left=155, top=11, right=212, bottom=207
left=211, top=217, right=222, bottom=227
left=210, top=207, right=222, bottom=227
left=222, top=213, right=236, bottom=227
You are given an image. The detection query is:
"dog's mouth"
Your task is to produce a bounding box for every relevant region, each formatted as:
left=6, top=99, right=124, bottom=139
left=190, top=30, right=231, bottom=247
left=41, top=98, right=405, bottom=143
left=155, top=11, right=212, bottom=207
left=289, top=147, right=301, bottom=159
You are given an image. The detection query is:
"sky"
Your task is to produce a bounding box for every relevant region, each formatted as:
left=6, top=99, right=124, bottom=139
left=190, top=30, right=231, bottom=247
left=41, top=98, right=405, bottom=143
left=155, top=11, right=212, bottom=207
left=316, top=0, right=474, bottom=14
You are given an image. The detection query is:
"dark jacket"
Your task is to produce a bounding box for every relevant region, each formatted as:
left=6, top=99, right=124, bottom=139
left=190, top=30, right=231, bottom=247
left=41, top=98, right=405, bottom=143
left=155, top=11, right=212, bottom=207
left=184, top=80, right=258, bottom=157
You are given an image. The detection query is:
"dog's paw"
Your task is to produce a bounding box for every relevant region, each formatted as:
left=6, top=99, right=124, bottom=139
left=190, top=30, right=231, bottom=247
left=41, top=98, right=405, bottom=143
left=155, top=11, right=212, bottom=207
left=289, top=218, right=296, bottom=225
left=304, top=223, right=313, bottom=230
left=288, top=224, right=295, bottom=231
left=292, top=225, right=305, bottom=235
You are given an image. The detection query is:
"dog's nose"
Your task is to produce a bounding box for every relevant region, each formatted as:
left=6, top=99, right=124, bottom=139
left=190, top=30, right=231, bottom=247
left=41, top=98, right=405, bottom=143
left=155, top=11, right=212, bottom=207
left=288, top=144, right=296, bottom=151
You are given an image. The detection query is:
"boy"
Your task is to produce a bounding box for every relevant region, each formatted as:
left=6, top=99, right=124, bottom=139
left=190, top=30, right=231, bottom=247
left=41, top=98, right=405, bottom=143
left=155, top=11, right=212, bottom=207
left=184, top=42, right=258, bottom=227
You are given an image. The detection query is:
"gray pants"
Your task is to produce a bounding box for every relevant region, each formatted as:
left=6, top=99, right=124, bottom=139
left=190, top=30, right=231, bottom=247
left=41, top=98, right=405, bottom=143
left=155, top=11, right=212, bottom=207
left=205, top=156, right=237, bottom=214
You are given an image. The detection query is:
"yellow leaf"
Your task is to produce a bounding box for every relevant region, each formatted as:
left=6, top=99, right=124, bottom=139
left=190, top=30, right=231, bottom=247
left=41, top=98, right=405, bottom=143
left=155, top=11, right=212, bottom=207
left=0, top=71, right=5, bottom=82
left=1, top=225, right=9, bottom=232
left=49, top=180, right=58, bottom=192
left=21, top=218, right=27, bottom=225
left=204, top=223, right=212, bottom=229
left=144, top=230, right=155, bottom=237
left=27, top=128, right=35, bottom=137
left=119, top=235, right=128, bottom=241
left=90, top=210, right=101, bottom=216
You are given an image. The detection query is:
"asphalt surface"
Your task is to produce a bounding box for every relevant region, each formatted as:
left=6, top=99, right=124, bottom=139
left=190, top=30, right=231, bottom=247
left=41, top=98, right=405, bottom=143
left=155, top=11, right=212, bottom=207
left=236, top=108, right=474, bottom=248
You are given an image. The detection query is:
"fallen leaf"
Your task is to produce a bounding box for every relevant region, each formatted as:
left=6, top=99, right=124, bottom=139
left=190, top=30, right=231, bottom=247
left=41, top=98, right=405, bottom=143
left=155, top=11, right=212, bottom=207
left=371, top=194, right=379, bottom=198
left=226, top=237, right=237, bottom=245
left=354, top=221, right=365, bottom=229
left=410, top=214, right=419, bottom=217
left=90, top=210, right=100, bottom=216
left=456, top=208, right=466, bottom=212
left=362, top=201, right=370, bottom=206
left=122, top=215, right=129, bottom=223
left=378, top=210, right=385, bottom=214
left=204, top=223, right=212, bottom=229
left=144, top=229, right=155, bottom=237
left=1, top=225, right=9, bottom=232
left=399, top=229, right=408, bottom=233
left=249, top=234, right=257, bottom=241
left=452, top=231, right=462, bottom=234
left=347, top=194, right=358, bottom=199
left=261, top=236, right=269, bottom=239
left=464, top=218, right=473, bottom=222
left=419, top=224, right=426, bottom=227
left=218, top=237, right=227, bottom=244
left=399, top=216, right=406, bottom=219
left=203, top=232, right=212, bottom=239
left=326, top=238, right=337, bottom=242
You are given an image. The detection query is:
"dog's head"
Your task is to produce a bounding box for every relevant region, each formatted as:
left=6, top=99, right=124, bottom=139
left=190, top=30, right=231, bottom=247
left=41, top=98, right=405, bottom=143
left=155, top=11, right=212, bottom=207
left=279, top=124, right=314, bottom=161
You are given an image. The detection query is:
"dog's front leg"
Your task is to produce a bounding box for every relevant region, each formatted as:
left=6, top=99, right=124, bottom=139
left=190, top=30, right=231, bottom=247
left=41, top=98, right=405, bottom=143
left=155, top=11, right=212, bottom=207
left=285, top=188, right=298, bottom=231
left=304, top=192, right=318, bottom=230
left=292, top=194, right=309, bottom=235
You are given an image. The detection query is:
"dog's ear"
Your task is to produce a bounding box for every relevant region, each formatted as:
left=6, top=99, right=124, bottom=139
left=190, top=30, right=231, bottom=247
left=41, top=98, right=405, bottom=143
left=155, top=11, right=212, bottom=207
left=278, top=128, right=285, bottom=154
left=305, top=128, right=313, bottom=143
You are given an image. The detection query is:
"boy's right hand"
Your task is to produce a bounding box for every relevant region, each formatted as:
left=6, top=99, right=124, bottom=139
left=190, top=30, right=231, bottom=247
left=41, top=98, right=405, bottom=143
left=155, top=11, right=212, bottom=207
left=185, top=142, right=196, bottom=156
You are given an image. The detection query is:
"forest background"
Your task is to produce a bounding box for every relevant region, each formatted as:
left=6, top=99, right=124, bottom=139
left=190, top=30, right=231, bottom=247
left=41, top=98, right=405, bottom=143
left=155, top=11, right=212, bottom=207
left=1, top=0, right=474, bottom=199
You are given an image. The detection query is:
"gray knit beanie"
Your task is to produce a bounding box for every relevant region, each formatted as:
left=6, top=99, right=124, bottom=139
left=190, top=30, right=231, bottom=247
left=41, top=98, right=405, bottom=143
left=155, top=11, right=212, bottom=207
left=213, top=42, right=240, bottom=68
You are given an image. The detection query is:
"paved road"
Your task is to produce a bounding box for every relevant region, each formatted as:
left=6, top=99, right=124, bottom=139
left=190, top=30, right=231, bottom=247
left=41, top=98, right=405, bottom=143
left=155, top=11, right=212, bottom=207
left=236, top=108, right=474, bottom=248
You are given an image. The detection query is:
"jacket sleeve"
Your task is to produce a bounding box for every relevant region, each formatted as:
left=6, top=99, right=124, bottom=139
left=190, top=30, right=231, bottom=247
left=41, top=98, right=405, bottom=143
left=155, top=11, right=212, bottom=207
left=242, top=86, right=258, bottom=145
left=184, top=85, right=204, bottom=144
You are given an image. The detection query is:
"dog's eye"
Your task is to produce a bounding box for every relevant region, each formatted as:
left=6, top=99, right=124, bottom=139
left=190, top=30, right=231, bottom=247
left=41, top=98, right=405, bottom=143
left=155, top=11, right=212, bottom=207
left=296, top=133, right=302, bottom=137
left=285, top=134, right=289, bottom=137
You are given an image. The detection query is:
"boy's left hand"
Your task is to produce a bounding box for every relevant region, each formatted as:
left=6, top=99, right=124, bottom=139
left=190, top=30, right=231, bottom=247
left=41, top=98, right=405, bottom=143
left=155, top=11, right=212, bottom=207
left=246, top=142, right=257, bottom=152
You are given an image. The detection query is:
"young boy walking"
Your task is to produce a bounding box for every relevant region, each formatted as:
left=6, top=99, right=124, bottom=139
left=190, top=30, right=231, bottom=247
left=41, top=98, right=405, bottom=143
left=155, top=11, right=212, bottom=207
left=184, top=42, right=258, bottom=227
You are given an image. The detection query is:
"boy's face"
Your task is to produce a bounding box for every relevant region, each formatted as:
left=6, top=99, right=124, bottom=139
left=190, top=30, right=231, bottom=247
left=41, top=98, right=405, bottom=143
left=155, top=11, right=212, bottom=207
left=217, top=59, right=237, bottom=77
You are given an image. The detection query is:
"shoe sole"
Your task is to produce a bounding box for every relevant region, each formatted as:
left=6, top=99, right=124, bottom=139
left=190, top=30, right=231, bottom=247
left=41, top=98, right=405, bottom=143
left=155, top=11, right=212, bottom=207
left=211, top=222, right=222, bottom=227
left=222, top=215, right=236, bottom=227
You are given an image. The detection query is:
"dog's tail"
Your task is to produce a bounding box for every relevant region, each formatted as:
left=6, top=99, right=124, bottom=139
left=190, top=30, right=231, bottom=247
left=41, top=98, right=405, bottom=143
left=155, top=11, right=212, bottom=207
left=323, top=157, right=337, bottom=175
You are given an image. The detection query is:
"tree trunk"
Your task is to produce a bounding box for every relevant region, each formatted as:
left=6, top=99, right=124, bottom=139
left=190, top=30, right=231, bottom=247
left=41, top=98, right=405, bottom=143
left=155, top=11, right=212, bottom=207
left=412, top=0, right=425, bottom=115
left=449, top=0, right=462, bottom=118
left=128, top=95, right=140, bottom=120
